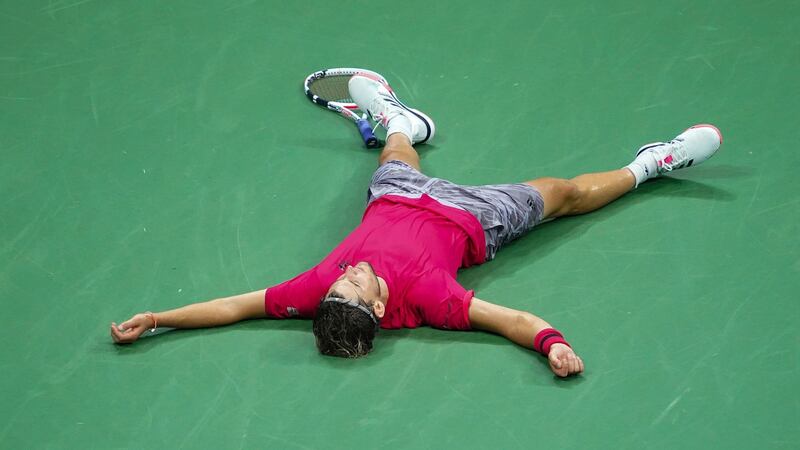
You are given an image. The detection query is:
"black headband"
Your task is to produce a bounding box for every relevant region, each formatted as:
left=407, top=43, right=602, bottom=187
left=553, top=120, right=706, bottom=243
left=322, top=296, right=379, bottom=326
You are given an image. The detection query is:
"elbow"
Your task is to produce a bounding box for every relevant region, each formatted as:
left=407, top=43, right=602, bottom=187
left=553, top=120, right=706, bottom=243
left=216, top=297, right=244, bottom=324
left=510, top=312, right=537, bottom=337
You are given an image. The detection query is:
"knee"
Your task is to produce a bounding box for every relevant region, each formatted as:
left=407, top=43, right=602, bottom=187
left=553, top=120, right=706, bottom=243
left=542, top=178, right=582, bottom=217
left=558, top=180, right=583, bottom=215
left=379, top=149, right=420, bottom=171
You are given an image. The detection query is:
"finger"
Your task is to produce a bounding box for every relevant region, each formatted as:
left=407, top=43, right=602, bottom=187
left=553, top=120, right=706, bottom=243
left=550, top=358, right=567, bottom=377
left=549, top=351, right=562, bottom=369
left=577, top=357, right=584, bottom=373
left=569, top=354, right=579, bottom=373
left=112, top=324, right=127, bottom=339
left=111, top=322, right=137, bottom=344
left=110, top=324, right=126, bottom=343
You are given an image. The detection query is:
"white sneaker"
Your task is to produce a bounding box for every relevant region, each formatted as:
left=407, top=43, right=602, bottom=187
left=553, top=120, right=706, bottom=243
left=635, top=124, right=723, bottom=175
left=348, top=73, right=435, bottom=145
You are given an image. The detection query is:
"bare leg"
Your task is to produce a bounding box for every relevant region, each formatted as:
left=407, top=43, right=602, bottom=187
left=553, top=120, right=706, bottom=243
left=377, top=132, right=632, bottom=220
left=525, top=169, right=636, bottom=220
left=379, top=133, right=421, bottom=171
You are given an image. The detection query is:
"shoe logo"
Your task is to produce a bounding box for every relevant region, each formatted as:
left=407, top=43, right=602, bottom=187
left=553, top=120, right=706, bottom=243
left=381, top=94, right=403, bottom=108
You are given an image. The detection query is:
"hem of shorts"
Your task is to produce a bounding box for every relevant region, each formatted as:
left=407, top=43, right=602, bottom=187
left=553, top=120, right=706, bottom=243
left=384, top=159, right=419, bottom=172
left=518, top=183, right=546, bottom=226
left=463, top=290, right=474, bottom=330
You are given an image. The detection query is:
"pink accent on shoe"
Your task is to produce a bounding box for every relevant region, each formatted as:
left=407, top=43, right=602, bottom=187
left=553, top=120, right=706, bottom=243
left=663, top=155, right=673, bottom=165
left=689, top=123, right=723, bottom=144
left=354, top=72, right=394, bottom=93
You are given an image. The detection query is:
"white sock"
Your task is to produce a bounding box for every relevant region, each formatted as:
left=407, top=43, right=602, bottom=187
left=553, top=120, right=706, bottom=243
left=625, top=153, right=658, bottom=188
left=624, top=163, right=647, bottom=188
left=386, top=114, right=413, bottom=143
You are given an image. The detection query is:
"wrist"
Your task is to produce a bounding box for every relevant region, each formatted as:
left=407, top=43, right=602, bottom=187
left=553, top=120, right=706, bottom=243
left=533, top=327, right=570, bottom=355
left=143, top=312, right=158, bottom=331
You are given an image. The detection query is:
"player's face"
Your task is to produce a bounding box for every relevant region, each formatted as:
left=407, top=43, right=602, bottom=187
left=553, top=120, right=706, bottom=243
left=327, top=261, right=381, bottom=305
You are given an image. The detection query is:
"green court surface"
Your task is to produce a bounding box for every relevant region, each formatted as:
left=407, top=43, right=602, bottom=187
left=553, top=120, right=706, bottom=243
left=2, top=1, right=798, bottom=448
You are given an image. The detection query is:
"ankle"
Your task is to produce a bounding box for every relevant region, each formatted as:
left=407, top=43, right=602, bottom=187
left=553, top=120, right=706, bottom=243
left=624, top=159, right=652, bottom=188
left=385, top=114, right=413, bottom=144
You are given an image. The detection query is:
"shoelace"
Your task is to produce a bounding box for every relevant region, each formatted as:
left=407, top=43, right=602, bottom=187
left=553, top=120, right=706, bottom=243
left=658, top=139, right=688, bottom=172
left=370, top=111, right=403, bottom=134
left=367, top=94, right=405, bottom=133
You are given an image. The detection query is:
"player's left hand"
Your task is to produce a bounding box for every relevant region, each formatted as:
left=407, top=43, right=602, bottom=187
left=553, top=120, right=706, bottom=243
left=110, top=313, right=153, bottom=344
left=548, top=343, right=584, bottom=377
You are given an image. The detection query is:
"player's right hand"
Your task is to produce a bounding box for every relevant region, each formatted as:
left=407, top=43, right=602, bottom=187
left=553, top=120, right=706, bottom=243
left=110, top=313, right=153, bottom=344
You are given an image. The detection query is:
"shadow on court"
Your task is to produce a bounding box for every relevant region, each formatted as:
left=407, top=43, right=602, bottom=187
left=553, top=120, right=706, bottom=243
left=462, top=175, right=737, bottom=293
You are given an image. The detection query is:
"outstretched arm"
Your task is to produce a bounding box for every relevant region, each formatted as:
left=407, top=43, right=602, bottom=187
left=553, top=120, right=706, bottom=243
left=468, top=297, right=584, bottom=377
left=110, top=289, right=267, bottom=344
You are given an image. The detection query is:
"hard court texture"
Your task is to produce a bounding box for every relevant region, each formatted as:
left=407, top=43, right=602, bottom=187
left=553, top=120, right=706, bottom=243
left=1, top=1, right=798, bottom=449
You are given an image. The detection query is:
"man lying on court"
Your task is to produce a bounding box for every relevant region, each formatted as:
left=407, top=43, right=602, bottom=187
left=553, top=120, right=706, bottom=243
left=111, top=74, right=722, bottom=378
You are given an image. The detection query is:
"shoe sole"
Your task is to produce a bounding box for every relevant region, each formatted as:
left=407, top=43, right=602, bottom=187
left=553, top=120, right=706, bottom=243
left=408, top=107, right=435, bottom=144
left=353, top=72, right=435, bottom=144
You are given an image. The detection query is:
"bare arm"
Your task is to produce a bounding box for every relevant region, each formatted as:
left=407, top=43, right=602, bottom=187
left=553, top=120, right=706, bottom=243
left=468, top=297, right=584, bottom=377
left=110, top=289, right=267, bottom=344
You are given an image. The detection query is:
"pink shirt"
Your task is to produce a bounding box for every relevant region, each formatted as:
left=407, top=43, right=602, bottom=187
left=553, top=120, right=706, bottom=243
left=264, top=194, right=486, bottom=330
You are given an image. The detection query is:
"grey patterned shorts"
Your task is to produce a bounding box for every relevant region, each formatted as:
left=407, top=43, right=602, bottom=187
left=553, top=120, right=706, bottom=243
left=367, top=160, right=545, bottom=260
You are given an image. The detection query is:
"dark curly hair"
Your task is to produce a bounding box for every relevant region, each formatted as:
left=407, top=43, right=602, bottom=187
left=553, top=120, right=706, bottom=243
left=312, top=292, right=379, bottom=358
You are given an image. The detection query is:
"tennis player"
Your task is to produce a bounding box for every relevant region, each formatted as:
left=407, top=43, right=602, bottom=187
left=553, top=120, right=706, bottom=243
left=111, top=74, right=722, bottom=378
